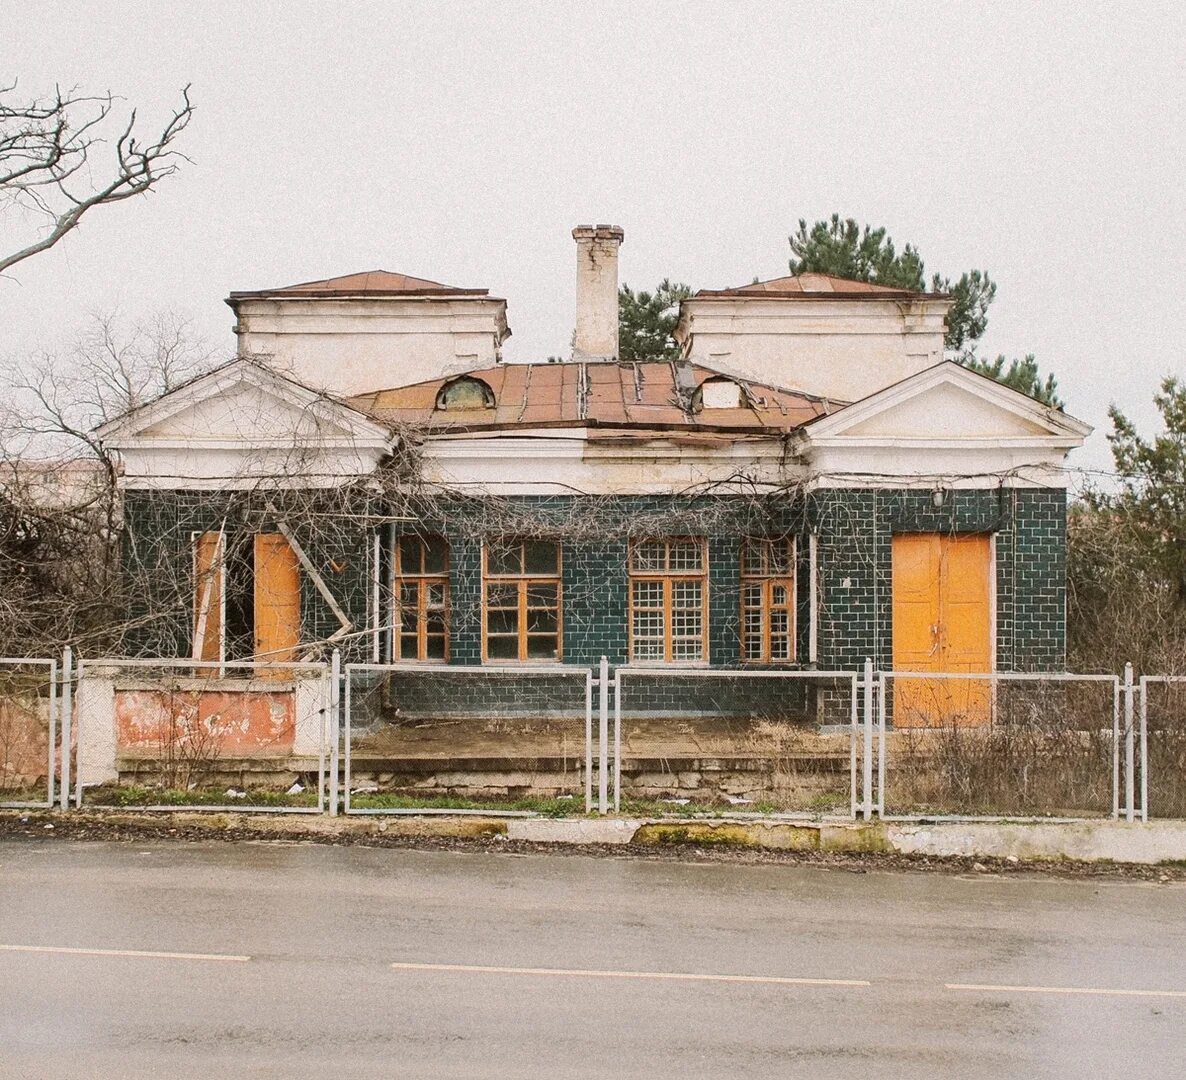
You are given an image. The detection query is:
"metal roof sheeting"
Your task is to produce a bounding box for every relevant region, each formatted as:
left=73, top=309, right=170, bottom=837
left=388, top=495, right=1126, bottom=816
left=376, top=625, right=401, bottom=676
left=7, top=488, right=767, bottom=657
left=348, top=361, right=833, bottom=434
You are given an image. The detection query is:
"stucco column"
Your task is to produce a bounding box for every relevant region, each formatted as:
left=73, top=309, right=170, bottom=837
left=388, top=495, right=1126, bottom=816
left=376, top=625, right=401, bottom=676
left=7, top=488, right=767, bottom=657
left=75, top=667, right=118, bottom=787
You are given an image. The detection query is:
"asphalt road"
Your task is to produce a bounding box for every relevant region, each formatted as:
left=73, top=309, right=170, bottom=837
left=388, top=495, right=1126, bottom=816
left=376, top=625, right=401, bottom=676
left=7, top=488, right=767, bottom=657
left=1, top=840, right=1184, bottom=1079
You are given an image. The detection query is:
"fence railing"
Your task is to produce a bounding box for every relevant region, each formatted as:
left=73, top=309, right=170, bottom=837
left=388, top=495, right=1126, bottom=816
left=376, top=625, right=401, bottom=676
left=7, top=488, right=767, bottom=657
left=874, top=670, right=1122, bottom=821
left=342, top=662, right=595, bottom=815
left=7, top=648, right=1186, bottom=822
left=612, top=666, right=862, bottom=818
left=1138, top=676, right=1186, bottom=822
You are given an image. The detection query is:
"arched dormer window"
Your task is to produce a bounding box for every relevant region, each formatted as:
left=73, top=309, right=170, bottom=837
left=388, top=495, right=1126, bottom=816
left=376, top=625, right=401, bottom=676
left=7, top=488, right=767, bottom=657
left=435, top=376, right=495, bottom=411
left=692, top=376, right=744, bottom=412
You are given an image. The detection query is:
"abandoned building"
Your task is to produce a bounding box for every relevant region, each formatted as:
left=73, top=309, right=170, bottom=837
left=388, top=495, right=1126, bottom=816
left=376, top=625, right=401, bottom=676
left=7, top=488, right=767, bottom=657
left=94, top=224, right=1090, bottom=740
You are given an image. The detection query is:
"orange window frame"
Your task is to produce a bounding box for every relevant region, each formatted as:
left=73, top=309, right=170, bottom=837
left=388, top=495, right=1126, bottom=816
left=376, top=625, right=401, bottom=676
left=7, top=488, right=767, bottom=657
left=393, top=535, right=450, bottom=662
left=481, top=540, right=563, bottom=662
left=740, top=537, right=796, bottom=664
left=627, top=537, right=709, bottom=663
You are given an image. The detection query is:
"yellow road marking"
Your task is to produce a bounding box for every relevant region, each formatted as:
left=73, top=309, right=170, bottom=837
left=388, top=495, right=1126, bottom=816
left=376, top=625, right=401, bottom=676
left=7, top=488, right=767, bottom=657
left=390, top=961, right=868, bottom=987
left=947, top=982, right=1186, bottom=999
left=0, top=944, right=251, bottom=963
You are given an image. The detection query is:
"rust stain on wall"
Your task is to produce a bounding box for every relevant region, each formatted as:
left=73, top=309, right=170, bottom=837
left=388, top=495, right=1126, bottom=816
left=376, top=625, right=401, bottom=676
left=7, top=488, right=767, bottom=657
left=115, top=689, right=296, bottom=756
left=0, top=698, right=49, bottom=787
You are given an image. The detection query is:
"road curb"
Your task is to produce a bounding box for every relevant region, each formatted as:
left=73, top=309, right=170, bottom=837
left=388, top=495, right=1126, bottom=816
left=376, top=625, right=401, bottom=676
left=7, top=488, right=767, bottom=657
left=5, top=809, right=1186, bottom=865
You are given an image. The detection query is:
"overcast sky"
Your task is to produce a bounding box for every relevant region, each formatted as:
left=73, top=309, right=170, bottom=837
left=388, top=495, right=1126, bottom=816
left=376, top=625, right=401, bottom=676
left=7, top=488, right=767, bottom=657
left=2, top=2, right=1183, bottom=473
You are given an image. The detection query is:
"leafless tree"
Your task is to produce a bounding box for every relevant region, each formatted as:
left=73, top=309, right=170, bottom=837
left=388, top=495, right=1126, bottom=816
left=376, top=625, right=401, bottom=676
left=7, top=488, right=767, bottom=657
left=0, top=311, right=217, bottom=654
left=1, top=81, right=193, bottom=276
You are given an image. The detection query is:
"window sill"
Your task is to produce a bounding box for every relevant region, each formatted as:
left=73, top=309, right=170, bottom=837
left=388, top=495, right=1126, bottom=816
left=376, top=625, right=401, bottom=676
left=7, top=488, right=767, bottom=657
left=625, top=660, right=710, bottom=669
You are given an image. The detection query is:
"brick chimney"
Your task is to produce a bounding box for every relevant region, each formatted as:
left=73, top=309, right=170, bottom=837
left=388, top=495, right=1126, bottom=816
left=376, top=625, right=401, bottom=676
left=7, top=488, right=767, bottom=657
left=571, top=224, right=624, bottom=361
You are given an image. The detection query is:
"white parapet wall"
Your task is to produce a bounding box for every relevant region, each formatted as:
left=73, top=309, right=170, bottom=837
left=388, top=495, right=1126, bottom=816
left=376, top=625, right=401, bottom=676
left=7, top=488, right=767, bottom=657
left=75, top=668, right=118, bottom=788
left=294, top=674, right=330, bottom=757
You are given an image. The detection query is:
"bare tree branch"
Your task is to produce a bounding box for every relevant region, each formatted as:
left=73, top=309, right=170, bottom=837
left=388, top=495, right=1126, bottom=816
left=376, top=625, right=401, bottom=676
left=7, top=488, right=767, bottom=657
left=0, top=81, right=193, bottom=276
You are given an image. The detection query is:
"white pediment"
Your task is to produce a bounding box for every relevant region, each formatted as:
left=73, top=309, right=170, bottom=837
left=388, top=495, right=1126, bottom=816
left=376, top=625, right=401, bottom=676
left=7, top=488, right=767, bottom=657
left=137, top=377, right=360, bottom=441
left=798, top=361, right=1091, bottom=491
left=843, top=381, right=1049, bottom=438
left=804, top=361, right=1091, bottom=447
left=96, top=358, right=395, bottom=490
left=99, top=359, right=393, bottom=448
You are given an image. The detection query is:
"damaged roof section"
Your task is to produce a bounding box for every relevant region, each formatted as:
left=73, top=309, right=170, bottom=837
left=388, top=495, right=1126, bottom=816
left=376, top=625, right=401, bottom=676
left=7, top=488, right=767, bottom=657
left=348, top=360, right=835, bottom=434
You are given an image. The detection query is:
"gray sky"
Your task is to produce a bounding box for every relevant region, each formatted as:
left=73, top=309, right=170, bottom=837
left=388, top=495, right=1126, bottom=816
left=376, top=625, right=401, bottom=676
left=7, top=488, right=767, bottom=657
left=2, top=1, right=1184, bottom=474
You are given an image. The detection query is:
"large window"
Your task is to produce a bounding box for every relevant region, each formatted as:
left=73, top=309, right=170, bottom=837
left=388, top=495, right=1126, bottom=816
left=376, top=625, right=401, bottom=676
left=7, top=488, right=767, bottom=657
left=482, top=539, right=562, bottom=661
left=629, top=538, right=708, bottom=663
left=394, top=534, right=450, bottom=661
left=740, top=537, right=796, bottom=663
left=192, top=531, right=300, bottom=664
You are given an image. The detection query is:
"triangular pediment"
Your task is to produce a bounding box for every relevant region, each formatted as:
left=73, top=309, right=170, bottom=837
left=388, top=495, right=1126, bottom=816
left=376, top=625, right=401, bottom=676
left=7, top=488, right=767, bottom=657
left=804, top=361, right=1091, bottom=446
left=98, top=359, right=393, bottom=447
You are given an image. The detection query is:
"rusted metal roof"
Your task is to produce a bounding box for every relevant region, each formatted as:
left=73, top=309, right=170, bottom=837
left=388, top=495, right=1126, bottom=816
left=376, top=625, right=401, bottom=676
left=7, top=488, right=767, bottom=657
left=693, top=272, right=942, bottom=300
left=348, top=361, right=834, bottom=434
left=228, top=270, right=491, bottom=300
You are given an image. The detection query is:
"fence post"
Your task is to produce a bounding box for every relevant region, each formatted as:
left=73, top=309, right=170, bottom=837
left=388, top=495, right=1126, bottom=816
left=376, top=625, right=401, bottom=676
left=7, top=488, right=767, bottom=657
left=598, top=655, right=609, bottom=815
left=862, top=658, right=874, bottom=820
left=584, top=671, right=593, bottom=814
left=329, top=649, right=341, bottom=817
left=1124, top=662, right=1135, bottom=824
left=613, top=667, right=621, bottom=814
left=877, top=673, right=887, bottom=817
left=59, top=646, right=73, bottom=811
left=1139, top=675, right=1149, bottom=823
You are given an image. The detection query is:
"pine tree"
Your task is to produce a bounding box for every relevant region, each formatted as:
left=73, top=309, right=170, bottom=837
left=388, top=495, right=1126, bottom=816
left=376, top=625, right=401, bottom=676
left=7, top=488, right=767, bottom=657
left=618, top=279, right=692, bottom=361
left=789, top=215, right=1059, bottom=405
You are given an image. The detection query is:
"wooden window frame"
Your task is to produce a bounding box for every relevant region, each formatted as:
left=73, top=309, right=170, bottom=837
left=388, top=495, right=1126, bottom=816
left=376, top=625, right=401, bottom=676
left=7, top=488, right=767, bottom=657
left=393, top=534, right=450, bottom=663
left=481, top=539, right=563, bottom=663
left=740, top=537, right=797, bottom=665
left=627, top=537, right=709, bottom=664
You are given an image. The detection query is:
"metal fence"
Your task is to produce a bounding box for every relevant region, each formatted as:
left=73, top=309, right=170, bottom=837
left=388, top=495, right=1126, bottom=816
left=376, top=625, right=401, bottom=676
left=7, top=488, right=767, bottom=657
left=1139, top=676, right=1186, bottom=821
left=612, top=666, right=862, bottom=818
left=7, top=647, right=1186, bottom=822
left=875, top=670, right=1122, bottom=821
left=342, top=663, right=595, bottom=815
left=0, top=657, right=58, bottom=810
left=72, top=656, right=331, bottom=813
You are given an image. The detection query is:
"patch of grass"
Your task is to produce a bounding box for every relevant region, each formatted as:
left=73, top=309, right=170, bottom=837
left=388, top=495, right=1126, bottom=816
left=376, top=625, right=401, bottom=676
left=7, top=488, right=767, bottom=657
left=87, top=785, right=319, bottom=808
left=0, top=788, right=46, bottom=802
left=348, top=792, right=583, bottom=817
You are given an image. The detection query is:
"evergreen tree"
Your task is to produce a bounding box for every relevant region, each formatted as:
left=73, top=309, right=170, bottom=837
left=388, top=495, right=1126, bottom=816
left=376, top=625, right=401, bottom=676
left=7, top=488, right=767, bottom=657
left=789, top=215, right=1058, bottom=405
left=961, top=354, right=1062, bottom=408
left=617, top=279, right=692, bottom=361
left=1103, top=378, right=1186, bottom=606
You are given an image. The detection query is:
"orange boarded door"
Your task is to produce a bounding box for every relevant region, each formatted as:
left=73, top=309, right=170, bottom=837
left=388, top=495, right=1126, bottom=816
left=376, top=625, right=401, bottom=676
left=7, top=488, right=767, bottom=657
left=892, top=534, right=991, bottom=727
left=253, top=533, right=301, bottom=666
left=193, top=532, right=224, bottom=663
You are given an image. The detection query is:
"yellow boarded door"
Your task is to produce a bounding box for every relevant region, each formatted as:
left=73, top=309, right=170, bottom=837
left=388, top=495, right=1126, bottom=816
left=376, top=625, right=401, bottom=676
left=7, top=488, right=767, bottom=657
left=253, top=533, right=301, bottom=668
left=892, top=534, right=991, bottom=727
